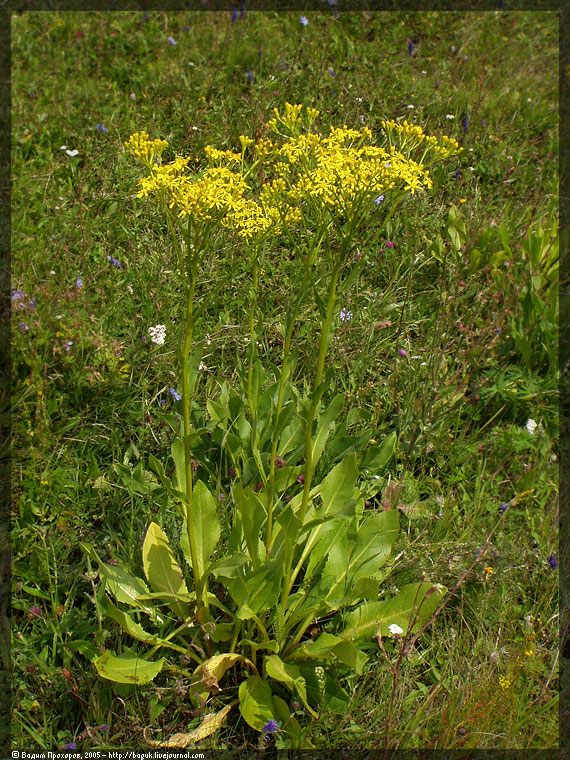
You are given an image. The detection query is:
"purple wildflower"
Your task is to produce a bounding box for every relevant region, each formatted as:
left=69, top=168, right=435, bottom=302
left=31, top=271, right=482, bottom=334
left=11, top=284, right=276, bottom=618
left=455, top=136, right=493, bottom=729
left=385, top=240, right=394, bottom=249
left=95, top=124, right=109, bottom=133
left=167, top=36, right=177, bottom=46
left=262, top=720, right=279, bottom=734
left=408, top=40, right=413, bottom=57
left=339, top=307, right=352, bottom=323
left=398, top=349, right=408, bottom=357
left=142, top=335, right=147, bottom=343
left=247, top=67, right=253, bottom=82
left=12, top=289, right=25, bottom=302
left=76, top=276, right=83, bottom=289
left=500, top=502, right=509, bottom=513
left=100, top=724, right=109, bottom=732
left=297, top=473, right=305, bottom=484
left=494, top=328, right=500, bottom=335
left=300, top=15, right=309, bottom=26
left=29, top=605, right=42, bottom=617
left=64, top=341, right=73, bottom=352
left=64, top=743, right=77, bottom=751
left=231, top=10, right=238, bottom=24
left=160, top=398, right=166, bottom=407
left=142, top=12, right=147, bottom=22
left=548, top=554, right=557, bottom=569
left=374, top=194, right=385, bottom=205
left=28, top=297, right=36, bottom=311
left=106, top=255, right=121, bottom=268
left=462, top=114, right=469, bottom=133
left=481, top=119, right=486, bottom=126
left=18, top=322, right=30, bottom=333
left=183, top=26, right=190, bottom=31
left=328, top=67, right=336, bottom=78
left=168, top=387, right=182, bottom=401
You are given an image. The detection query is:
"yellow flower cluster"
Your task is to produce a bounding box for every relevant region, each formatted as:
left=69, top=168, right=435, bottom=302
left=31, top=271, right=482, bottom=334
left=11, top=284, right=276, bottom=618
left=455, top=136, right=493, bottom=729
left=125, top=105, right=461, bottom=241
left=124, top=131, right=168, bottom=166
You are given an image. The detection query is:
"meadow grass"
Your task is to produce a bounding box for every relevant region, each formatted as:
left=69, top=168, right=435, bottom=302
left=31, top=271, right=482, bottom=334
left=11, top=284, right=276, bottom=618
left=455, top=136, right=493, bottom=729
left=11, top=9, right=559, bottom=752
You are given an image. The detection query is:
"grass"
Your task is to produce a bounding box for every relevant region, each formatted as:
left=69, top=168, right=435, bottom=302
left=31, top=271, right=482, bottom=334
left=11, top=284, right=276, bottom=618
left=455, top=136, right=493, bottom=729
left=10, top=8, right=559, bottom=754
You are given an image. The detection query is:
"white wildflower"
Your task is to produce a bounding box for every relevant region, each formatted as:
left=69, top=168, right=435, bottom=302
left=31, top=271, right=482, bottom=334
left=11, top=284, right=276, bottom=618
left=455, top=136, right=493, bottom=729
left=525, top=418, right=537, bottom=435
left=148, top=324, right=166, bottom=346
left=388, top=623, right=403, bottom=636
left=445, top=114, right=455, bottom=119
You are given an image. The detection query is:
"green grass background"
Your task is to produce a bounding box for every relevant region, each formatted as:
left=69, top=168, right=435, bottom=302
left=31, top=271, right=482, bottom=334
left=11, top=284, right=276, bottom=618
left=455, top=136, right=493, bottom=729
left=11, top=9, right=559, bottom=752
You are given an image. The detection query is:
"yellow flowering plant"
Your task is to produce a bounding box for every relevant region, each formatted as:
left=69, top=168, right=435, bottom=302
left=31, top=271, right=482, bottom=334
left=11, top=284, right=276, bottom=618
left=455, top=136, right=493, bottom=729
left=81, top=107, right=461, bottom=748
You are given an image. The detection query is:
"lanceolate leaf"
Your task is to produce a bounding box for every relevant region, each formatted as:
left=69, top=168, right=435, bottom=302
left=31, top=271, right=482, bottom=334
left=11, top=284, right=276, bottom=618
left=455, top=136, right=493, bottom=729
left=265, top=655, right=318, bottom=718
left=180, top=481, right=220, bottom=578
left=341, top=582, right=447, bottom=642
left=238, top=675, right=275, bottom=731
left=100, top=594, right=187, bottom=654
left=142, top=522, right=190, bottom=620
left=80, top=542, right=161, bottom=622
left=94, top=651, right=165, bottom=684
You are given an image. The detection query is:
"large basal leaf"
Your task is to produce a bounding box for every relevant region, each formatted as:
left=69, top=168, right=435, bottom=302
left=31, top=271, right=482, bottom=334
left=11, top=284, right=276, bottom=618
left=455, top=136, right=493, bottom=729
left=231, top=483, right=265, bottom=567
left=142, top=522, right=190, bottom=620
left=346, top=510, right=400, bottom=585
left=180, top=481, right=220, bottom=578
left=100, top=594, right=187, bottom=654
left=144, top=703, right=234, bottom=747
left=238, top=676, right=276, bottom=731
left=238, top=555, right=283, bottom=617
left=341, top=582, right=447, bottom=642
left=300, top=665, right=350, bottom=714
left=94, top=651, right=165, bottom=684
left=309, top=393, right=345, bottom=470
left=265, top=655, right=318, bottom=718
left=80, top=542, right=162, bottom=623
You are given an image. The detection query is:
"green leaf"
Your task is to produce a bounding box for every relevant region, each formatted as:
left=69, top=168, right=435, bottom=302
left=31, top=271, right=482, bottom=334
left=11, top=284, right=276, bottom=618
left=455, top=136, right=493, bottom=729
left=142, top=522, right=190, bottom=620
left=94, top=651, right=165, bottom=684
left=232, top=483, right=265, bottom=567
left=341, top=582, right=447, bottom=642
left=80, top=542, right=161, bottom=622
left=100, top=595, right=187, bottom=654
left=181, top=481, right=220, bottom=578
left=272, top=696, right=314, bottom=749
left=361, top=431, right=397, bottom=472
left=239, top=639, right=280, bottom=654
left=310, top=394, right=345, bottom=468
left=265, top=655, right=318, bottom=718
left=113, top=462, right=161, bottom=496
left=330, top=639, right=368, bottom=675
left=238, top=675, right=275, bottom=731
left=147, top=455, right=187, bottom=507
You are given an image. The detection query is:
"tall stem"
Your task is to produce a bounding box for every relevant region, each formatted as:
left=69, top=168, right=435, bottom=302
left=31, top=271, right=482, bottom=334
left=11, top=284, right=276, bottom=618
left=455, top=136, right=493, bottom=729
left=280, top=257, right=342, bottom=607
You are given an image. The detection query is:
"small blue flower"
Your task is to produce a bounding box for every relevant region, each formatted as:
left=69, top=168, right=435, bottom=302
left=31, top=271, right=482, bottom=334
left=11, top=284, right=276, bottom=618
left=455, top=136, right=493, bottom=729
left=548, top=554, right=557, bottom=569
left=64, top=341, right=73, bottom=352
left=95, top=124, right=109, bottom=133
left=339, top=308, right=352, bottom=323
left=100, top=724, right=109, bottom=732
left=160, top=398, right=166, bottom=407
left=106, top=255, right=121, bottom=268
left=247, top=67, right=253, bottom=82
left=481, top=119, right=486, bottom=126
left=167, top=36, right=177, bottom=46
left=500, top=502, right=509, bottom=513
left=494, top=328, right=500, bottom=335
left=374, top=194, right=385, bottom=205
left=262, top=719, right=279, bottom=734
left=231, top=10, right=238, bottom=24
left=462, top=114, right=469, bottom=133
left=12, top=289, right=25, bottom=301
left=28, top=297, right=36, bottom=311
left=64, top=743, right=77, bottom=751
left=408, top=40, right=413, bottom=57
left=183, top=26, right=190, bottom=31
left=300, top=15, right=309, bottom=26
left=328, top=66, right=336, bottom=78
left=169, top=387, right=182, bottom=401
left=18, top=322, right=30, bottom=333
left=76, top=276, right=83, bottom=289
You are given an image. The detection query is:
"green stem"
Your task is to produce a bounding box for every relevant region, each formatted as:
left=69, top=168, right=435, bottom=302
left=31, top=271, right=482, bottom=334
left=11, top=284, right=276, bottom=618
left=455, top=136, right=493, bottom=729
left=280, top=257, right=343, bottom=608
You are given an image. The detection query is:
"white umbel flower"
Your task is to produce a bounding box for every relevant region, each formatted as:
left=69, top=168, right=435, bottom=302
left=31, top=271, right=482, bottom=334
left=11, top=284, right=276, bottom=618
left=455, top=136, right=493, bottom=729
left=388, top=623, right=403, bottom=636
left=525, top=418, right=538, bottom=435
left=148, top=324, right=166, bottom=345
